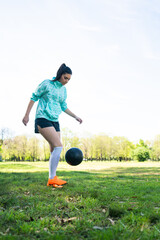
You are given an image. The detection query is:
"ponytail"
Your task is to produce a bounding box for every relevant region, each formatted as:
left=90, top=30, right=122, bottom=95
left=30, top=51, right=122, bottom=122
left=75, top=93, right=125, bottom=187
left=53, top=63, right=72, bottom=81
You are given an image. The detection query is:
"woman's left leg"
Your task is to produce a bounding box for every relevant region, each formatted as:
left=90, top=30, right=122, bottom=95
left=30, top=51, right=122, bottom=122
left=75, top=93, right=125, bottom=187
left=37, top=126, right=66, bottom=186
left=48, top=131, right=62, bottom=179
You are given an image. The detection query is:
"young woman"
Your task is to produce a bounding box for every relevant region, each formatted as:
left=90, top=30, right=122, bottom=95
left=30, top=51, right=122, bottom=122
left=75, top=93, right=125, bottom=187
left=22, top=63, right=82, bottom=187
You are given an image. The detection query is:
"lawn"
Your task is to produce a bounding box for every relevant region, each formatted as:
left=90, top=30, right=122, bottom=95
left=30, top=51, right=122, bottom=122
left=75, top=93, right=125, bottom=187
left=0, top=161, right=160, bottom=240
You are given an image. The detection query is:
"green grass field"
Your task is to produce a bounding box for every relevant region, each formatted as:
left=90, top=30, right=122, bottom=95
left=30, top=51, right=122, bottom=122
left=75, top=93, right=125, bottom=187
left=0, top=161, right=160, bottom=240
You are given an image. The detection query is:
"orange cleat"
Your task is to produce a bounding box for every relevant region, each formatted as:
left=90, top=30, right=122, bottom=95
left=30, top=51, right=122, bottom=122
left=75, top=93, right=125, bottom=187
left=47, top=176, right=67, bottom=186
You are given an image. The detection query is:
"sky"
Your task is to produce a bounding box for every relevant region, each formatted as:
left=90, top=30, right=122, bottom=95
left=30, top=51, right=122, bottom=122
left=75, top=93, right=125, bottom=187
left=0, top=0, right=160, bottom=142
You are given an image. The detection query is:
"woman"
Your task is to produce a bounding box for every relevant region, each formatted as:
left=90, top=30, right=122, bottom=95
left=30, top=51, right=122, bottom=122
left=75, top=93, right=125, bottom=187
left=22, top=63, right=82, bottom=187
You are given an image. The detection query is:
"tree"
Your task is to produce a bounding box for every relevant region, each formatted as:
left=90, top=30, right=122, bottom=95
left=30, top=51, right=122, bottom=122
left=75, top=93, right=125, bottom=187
left=42, top=139, right=50, bottom=161
left=151, top=135, right=160, bottom=160
left=81, top=137, right=92, bottom=160
left=13, top=136, right=28, bottom=161
left=1, top=128, right=159, bottom=162
left=133, top=139, right=150, bottom=162
left=133, top=147, right=150, bottom=161
left=0, top=139, right=2, bottom=161
left=0, top=128, right=10, bottom=143
left=112, top=137, right=135, bottom=160
left=61, top=128, right=74, bottom=160
left=105, top=136, right=114, bottom=160
left=2, top=138, right=15, bottom=161
left=27, top=137, right=40, bottom=161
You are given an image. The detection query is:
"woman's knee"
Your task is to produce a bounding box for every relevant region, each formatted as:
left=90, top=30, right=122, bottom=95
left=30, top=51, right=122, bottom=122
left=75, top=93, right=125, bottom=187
left=50, top=143, right=63, bottom=152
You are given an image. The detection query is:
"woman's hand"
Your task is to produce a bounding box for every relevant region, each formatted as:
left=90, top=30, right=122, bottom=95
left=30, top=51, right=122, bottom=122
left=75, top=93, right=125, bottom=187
left=75, top=116, right=83, bottom=124
left=64, top=108, right=83, bottom=124
left=22, top=115, right=29, bottom=126
left=22, top=100, right=35, bottom=126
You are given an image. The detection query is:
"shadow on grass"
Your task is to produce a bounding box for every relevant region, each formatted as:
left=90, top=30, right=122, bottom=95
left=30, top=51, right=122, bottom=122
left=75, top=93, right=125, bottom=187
left=1, top=167, right=159, bottom=202
left=1, top=166, right=159, bottom=194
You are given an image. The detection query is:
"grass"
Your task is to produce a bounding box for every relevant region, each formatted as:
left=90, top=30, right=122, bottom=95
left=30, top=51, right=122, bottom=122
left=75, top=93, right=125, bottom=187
left=0, top=161, right=160, bottom=240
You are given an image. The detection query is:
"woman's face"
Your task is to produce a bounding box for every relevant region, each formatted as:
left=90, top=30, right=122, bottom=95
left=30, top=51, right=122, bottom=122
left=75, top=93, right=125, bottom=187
left=59, top=73, right=71, bottom=85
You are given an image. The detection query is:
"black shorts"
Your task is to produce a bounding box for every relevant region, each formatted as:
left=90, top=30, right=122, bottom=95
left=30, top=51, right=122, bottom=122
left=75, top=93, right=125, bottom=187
left=35, top=118, right=60, bottom=133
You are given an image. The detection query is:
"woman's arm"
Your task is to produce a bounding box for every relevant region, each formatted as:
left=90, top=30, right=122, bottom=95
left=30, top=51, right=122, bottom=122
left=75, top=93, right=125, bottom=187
left=64, top=108, right=82, bottom=124
left=22, top=100, right=35, bottom=126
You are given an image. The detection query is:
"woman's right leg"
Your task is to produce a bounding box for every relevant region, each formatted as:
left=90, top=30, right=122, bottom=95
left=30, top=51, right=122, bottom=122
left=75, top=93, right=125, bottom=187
left=37, top=126, right=62, bottom=151
left=37, top=126, right=66, bottom=185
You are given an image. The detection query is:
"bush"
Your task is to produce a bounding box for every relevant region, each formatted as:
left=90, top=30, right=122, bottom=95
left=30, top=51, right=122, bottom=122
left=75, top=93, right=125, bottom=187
left=133, top=147, right=150, bottom=162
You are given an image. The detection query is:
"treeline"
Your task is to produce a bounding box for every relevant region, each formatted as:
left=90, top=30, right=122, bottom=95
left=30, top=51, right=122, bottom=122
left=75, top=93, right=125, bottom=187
left=0, top=128, right=160, bottom=162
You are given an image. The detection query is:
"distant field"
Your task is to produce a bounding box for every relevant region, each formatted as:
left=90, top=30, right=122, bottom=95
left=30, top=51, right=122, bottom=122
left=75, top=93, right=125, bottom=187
left=0, top=161, right=160, bottom=239
left=1, top=160, right=160, bottom=172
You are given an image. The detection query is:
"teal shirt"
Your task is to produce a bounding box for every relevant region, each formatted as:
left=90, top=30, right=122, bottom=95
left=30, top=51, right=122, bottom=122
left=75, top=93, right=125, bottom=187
left=31, top=79, right=67, bottom=122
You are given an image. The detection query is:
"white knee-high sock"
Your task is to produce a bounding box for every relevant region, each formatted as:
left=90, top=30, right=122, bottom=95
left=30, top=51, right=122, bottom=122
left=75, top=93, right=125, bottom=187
left=49, top=147, right=63, bottom=179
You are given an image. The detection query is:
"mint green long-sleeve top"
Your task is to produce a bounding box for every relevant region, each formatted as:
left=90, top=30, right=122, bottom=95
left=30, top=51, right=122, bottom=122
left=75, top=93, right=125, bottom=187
left=31, top=79, right=68, bottom=122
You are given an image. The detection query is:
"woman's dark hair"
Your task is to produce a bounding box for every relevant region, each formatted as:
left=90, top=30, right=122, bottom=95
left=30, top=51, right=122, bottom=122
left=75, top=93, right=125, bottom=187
left=54, top=63, right=72, bottom=81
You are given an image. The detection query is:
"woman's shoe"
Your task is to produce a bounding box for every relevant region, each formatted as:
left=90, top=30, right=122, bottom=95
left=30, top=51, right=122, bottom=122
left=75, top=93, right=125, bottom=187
left=47, top=176, right=67, bottom=186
